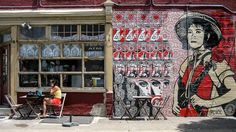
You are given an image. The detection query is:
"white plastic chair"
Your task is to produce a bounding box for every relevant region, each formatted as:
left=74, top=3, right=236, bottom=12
left=47, top=93, right=67, bottom=118
left=4, top=95, right=24, bottom=119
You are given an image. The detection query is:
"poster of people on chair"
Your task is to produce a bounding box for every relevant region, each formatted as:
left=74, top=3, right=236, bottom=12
left=112, top=10, right=236, bottom=118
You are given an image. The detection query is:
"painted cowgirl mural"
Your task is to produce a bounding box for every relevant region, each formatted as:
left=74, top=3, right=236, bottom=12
left=172, top=12, right=236, bottom=117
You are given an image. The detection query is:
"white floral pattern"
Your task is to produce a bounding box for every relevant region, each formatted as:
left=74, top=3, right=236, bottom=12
left=42, top=44, right=60, bottom=57
left=20, top=44, right=38, bottom=58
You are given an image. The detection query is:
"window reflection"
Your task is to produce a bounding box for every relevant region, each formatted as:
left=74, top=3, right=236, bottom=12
left=51, top=25, right=78, bottom=40
left=41, top=60, right=82, bottom=72
left=63, top=74, right=82, bottom=87
left=84, top=74, right=104, bottom=87
left=20, top=27, right=45, bottom=40
left=20, top=60, right=38, bottom=72
left=81, top=24, right=105, bottom=41
left=19, top=74, right=38, bottom=87
left=41, top=74, right=60, bottom=87
left=85, top=60, right=104, bottom=71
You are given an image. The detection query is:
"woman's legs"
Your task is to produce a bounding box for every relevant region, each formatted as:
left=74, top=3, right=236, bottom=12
left=43, top=98, right=51, bottom=116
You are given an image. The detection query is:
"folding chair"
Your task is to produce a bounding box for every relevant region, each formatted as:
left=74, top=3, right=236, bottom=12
left=4, top=95, right=25, bottom=119
left=151, top=95, right=170, bottom=120
left=115, top=95, right=134, bottom=119
left=47, top=93, right=67, bottom=118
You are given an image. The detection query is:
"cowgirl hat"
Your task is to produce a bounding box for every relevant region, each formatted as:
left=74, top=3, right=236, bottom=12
left=175, top=12, right=222, bottom=49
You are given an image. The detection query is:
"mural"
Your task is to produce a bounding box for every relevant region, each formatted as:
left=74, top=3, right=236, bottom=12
left=112, top=10, right=236, bottom=117
left=173, top=12, right=236, bottom=117
left=112, top=11, right=173, bottom=117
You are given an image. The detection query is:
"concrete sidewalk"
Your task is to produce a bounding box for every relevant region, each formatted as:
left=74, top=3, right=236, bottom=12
left=0, top=116, right=236, bottom=132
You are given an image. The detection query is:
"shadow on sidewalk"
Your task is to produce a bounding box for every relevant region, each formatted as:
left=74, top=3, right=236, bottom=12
left=40, top=116, right=94, bottom=124
left=178, top=118, right=236, bottom=131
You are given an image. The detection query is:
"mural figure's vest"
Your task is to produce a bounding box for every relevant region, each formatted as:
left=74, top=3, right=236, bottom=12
left=179, top=62, right=212, bottom=116
left=177, top=51, right=234, bottom=117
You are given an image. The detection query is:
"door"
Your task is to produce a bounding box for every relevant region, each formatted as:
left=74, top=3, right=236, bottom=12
left=0, top=45, right=10, bottom=105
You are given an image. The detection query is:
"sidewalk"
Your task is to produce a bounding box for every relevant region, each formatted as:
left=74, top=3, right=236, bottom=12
left=0, top=116, right=236, bottom=132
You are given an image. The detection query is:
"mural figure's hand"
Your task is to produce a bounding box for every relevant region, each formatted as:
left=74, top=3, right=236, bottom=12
left=172, top=102, right=180, bottom=116
left=191, top=95, right=208, bottom=108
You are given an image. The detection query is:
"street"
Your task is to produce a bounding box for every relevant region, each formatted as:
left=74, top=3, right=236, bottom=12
left=0, top=116, right=236, bottom=132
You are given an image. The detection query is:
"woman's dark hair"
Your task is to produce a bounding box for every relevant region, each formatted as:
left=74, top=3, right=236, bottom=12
left=180, top=18, right=220, bottom=49
left=50, top=79, right=59, bottom=87
left=175, top=15, right=222, bottom=50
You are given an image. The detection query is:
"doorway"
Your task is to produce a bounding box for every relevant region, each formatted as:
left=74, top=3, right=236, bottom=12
left=0, top=45, right=10, bottom=105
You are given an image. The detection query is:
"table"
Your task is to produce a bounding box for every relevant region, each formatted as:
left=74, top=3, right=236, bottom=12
left=132, top=96, right=152, bottom=119
left=19, top=95, right=44, bottom=119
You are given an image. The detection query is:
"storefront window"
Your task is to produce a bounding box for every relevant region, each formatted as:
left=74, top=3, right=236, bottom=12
left=19, top=44, right=39, bottom=58
left=84, top=74, right=104, bottom=87
left=41, top=60, right=82, bottom=72
left=42, top=44, right=60, bottom=58
left=63, top=74, right=82, bottom=87
left=63, top=44, right=82, bottom=57
left=41, top=74, right=60, bottom=87
left=20, top=60, right=38, bottom=72
left=20, top=26, right=45, bottom=40
left=51, top=25, right=78, bottom=40
left=18, top=24, right=105, bottom=90
left=84, top=43, right=104, bottom=57
left=81, top=24, right=105, bottom=41
left=19, top=74, right=38, bottom=87
left=85, top=60, right=104, bottom=71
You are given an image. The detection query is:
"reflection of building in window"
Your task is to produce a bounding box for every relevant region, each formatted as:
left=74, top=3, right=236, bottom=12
left=85, top=60, right=104, bottom=71
left=71, top=75, right=82, bottom=87
left=51, top=25, right=78, bottom=40
left=85, top=74, right=104, bottom=87
left=20, top=60, right=39, bottom=72
left=20, top=74, right=38, bottom=87
left=81, top=24, right=105, bottom=41
left=41, top=74, right=60, bottom=87
left=20, top=26, right=45, bottom=40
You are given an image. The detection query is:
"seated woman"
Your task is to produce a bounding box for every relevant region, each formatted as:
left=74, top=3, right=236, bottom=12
left=43, top=79, right=62, bottom=117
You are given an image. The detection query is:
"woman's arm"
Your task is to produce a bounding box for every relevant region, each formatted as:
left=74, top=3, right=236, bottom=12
left=191, top=60, right=236, bottom=108
left=172, top=57, right=189, bottom=115
left=172, top=78, right=181, bottom=115
left=50, top=86, right=59, bottom=95
left=191, top=76, right=236, bottom=108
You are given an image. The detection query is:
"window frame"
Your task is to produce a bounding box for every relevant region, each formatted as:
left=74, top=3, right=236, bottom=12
left=17, top=24, right=105, bottom=92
